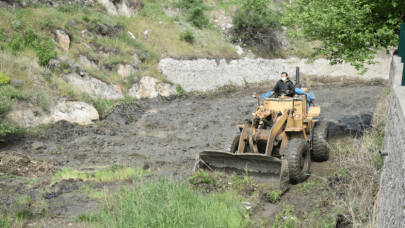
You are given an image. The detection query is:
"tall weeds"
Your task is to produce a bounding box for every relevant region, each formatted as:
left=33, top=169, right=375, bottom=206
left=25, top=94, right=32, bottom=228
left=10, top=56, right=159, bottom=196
left=329, top=88, right=390, bottom=227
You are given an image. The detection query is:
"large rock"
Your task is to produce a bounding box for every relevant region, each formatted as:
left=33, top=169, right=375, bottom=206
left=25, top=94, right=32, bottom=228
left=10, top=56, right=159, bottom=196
left=7, top=100, right=99, bottom=127
left=97, top=0, right=118, bottom=16
left=52, top=101, right=99, bottom=125
left=79, top=55, right=97, bottom=69
left=97, top=0, right=132, bottom=17
left=116, top=0, right=132, bottom=17
left=128, top=76, right=177, bottom=100
left=65, top=73, right=124, bottom=99
left=117, top=64, right=135, bottom=78
left=54, top=30, right=70, bottom=51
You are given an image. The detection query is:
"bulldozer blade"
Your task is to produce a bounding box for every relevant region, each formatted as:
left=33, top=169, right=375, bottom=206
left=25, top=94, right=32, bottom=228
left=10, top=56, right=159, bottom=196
left=193, top=151, right=289, bottom=192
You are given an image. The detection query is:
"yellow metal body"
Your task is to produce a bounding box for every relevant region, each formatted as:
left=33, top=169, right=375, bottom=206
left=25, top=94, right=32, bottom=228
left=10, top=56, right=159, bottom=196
left=237, top=90, right=320, bottom=157
left=193, top=89, right=321, bottom=192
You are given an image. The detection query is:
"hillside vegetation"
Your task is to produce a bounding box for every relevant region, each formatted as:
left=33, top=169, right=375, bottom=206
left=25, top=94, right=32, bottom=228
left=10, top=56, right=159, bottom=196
left=0, top=0, right=313, bottom=136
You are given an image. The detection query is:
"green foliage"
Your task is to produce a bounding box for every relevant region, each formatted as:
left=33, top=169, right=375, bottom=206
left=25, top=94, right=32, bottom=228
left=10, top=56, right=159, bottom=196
left=273, top=204, right=296, bottom=228
left=337, top=167, right=349, bottom=177
left=76, top=212, right=101, bottom=223
left=57, top=4, right=80, bottom=14
left=0, top=85, right=22, bottom=117
left=6, top=27, right=57, bottom=65
left=35, top=92, right=50, bottom=111
left=82, top=93, right=136, bottom=119
left=176, top=84, right=188, bottom=96
left=0, top=218, right=11, bottom=228
left=175, top=0, right=211, bottom=29
left=0, top=72, right=10, bottom=85
left=8, top=33, right=24, bottom=54
left=0, top=119, right=23, bottom=137
left=179, top=29, right=195, bottom=43
left=268, top=190, right=282, bottom=203
left=283, top=0, right=405, bottom=74
left=34, top=37, right=57, bottom=65
left=232, top=0, right=282, bottom=55
left=188, top=170, right=216, bottom=186
left=15, top=209, right=32, bottom=221
left=87, top=177, right=249, bottom=227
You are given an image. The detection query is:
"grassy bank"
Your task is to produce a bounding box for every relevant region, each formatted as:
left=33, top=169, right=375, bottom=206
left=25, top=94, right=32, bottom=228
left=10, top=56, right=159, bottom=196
left=272, top=88, right=390, bottom=228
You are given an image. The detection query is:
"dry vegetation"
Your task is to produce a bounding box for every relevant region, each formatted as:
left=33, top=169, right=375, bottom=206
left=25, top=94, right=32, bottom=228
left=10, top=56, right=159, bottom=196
left=327, top=88, right=389, bottom=227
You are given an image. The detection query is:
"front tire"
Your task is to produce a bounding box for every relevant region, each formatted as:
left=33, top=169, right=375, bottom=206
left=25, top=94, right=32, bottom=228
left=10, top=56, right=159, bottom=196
left=229, top=135, right=240, bottom=153
left=286, top=138, right=311, bottom=184
left=311, top=121, right=329, bottom=162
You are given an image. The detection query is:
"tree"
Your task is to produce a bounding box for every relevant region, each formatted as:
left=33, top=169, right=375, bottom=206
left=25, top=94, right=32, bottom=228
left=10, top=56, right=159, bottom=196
left=282, top=0, right=405, bottom=74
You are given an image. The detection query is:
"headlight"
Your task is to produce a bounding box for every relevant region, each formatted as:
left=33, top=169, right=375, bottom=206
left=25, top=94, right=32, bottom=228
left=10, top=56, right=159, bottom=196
left=295, top=113, right=300, bottom=118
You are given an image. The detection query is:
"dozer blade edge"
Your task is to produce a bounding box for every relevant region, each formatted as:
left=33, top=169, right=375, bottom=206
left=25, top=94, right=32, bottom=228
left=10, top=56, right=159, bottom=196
left=193, top=151, right=289, bottom=192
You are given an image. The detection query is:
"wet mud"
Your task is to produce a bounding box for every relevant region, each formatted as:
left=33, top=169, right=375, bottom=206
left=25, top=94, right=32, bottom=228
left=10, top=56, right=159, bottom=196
left=0, top=84, right=384, bottom=226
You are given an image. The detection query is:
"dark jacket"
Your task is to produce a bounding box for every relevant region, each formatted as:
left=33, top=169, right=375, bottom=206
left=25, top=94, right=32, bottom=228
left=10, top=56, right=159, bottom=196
left=272, top=78, right=295, bottom=97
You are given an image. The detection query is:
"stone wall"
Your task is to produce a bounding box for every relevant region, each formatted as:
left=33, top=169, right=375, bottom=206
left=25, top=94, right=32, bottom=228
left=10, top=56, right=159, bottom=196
left=377, top=55, right=405, bottom=227
left=159, top=56, right=391, bottom=92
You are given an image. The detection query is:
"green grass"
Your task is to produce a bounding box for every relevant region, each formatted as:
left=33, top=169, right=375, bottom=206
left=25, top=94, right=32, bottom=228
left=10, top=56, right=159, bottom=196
left=51, top=165, right=144, bottom=184
left=188, top=170, right=217, bottom=186
left=81, top=93, right=136, bottom=118
left=268, top=190, right=282, bottom=203
left=78, top=177, right=250, bottom=227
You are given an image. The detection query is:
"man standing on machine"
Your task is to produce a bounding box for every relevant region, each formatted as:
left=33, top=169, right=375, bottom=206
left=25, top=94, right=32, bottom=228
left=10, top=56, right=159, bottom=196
left=268, top=72, right=295, bottom=98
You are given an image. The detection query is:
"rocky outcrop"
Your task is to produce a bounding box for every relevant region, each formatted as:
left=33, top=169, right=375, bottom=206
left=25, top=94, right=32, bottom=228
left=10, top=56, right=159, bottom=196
left=159, top=57, right=392, bottom=92
left=54, top=30, right=70, bottom=51
left=79, top=55, right=97, bottom=69
left=116, top=0, right=132, bottom=17
left=97, top=0, right=118, bottom=16
left=117, top=64, right=135, bottom=78
left=65, top=73, right=125, bottom=99
left=128, top=76, right=177, bottom=100
left=97, top=0, right=133, bottom=17
left=52, top=101, right=99, bottom=125
left=7, top=100, right=99, bottom=127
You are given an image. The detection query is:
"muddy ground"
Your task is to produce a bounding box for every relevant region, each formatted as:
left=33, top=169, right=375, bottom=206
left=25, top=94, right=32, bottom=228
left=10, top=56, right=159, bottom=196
left=0, top=84, right=384, bottom=227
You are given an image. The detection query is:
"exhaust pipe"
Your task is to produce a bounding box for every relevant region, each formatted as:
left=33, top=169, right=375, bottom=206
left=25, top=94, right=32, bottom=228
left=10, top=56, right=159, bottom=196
left=295, top=67, right=301, bottom=88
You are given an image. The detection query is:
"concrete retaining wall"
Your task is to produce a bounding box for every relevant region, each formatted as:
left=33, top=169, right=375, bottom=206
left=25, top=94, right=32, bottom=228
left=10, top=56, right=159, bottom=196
left=377, top=55, right=405, bottom=227
left=159, top=56, right=391, bottom=92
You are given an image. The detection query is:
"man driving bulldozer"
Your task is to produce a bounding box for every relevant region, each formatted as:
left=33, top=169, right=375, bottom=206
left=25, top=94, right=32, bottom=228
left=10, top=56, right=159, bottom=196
left=268, top=72, right=295, bottom=98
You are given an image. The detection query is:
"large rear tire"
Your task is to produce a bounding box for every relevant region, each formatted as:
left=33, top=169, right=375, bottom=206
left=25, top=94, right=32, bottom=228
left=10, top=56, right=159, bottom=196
left=312, top=122, right=329, bottom=162
left=286, top=138, right=311, bottom=184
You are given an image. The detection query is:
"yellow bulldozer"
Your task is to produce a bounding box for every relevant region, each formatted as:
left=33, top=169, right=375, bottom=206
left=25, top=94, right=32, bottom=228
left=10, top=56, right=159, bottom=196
left=193, top=69, right=329, bottom=192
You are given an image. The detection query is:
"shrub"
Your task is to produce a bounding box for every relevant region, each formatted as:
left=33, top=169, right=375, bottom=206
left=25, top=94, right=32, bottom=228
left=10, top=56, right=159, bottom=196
left=0, top=85, right=22, bottom=99
left=57, top=4, right=80, bottom=14
left=8, top=33, right=25, bottom=54
left=0, top=119, right=23, bottom=137
left=175, top=0, right=210, bottom=29
left=179, top=29, right=195, bottom=43
left=232, top=0, right=282, bottom=55
left=6, top=27, right=57, bottom=65
left=35, top=37, right=57, bottom=66
left=176, top=84, right=188, bottom=96
left=23, top=26, right=40, bottom=49
left=0, top=72, right=10, bottom=85
left=41, top=69, right=53, bottom=82
left=36, top=92, right=50, bottom=111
